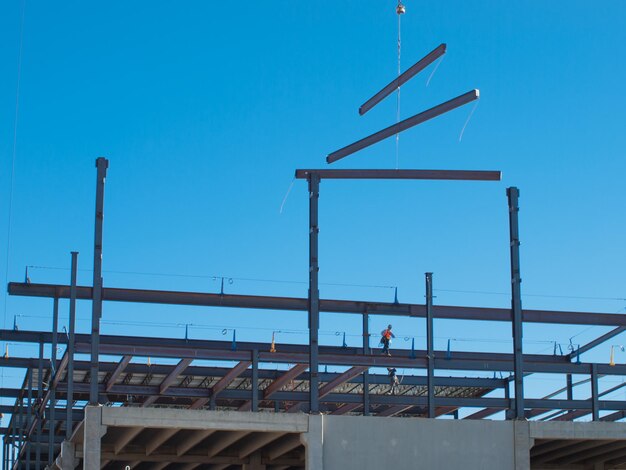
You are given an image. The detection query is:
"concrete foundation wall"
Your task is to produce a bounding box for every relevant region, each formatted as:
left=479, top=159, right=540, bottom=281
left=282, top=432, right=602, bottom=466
left=322, top=415, right=517, bottom=470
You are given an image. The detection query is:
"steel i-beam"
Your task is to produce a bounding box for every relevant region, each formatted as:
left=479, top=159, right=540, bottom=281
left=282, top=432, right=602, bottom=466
left=308, top=173, right=320, bottom=413
left=90, top=158, right=108, bottom=405
left=359, top=43, right=447, bottom=115
left=66, top=251, right=78, bottom=439
left=507, top=187, right=524, bottom=419
left=426, top=273, right=435, bottom=418
left=327, top=89, right=479, bottom=163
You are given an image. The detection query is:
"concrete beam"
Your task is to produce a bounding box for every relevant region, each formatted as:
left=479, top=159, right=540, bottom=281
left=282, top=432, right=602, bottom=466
left=207, top=431, right=250, bottom=458
left=145, top=428, right=180, bottom=456
left=101, top=408, right=308, bottom=433
left=533, top=440, right=615, bottom=465
left=238, top=432, right=284, bottom=458
left=176, top=429, right=216, bottom=456
left=266, top=434, right=303, bottom=461
left=113, top=427, right=144, bottom=454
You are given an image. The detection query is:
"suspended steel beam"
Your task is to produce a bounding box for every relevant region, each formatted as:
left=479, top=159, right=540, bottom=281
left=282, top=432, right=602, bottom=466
left=10, top=283, right=626, bottom=326
left=327, top=89, right=479, bottom=163
left=359, top=43, right=447, bottom=116
left=295, top=169, right=501, bottom=181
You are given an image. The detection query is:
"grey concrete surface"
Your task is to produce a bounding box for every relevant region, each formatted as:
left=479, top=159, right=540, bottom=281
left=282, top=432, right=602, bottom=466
left=322, top=414, right=518, bottom=470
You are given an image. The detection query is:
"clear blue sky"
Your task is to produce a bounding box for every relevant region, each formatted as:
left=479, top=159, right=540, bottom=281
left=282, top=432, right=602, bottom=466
left=1, top=1, right=626, bottom=422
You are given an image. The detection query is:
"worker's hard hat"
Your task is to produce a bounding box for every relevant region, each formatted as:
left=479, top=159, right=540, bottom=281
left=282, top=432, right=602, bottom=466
left=388, top=324, right=392, bottom=329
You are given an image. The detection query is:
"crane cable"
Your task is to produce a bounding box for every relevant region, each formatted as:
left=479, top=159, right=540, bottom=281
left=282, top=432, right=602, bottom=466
left=395, top=1, right=405, bottom=169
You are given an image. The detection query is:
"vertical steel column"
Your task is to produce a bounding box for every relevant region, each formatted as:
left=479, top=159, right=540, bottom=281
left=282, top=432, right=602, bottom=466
left=90, top=158, right=108, bottom=405
left=507, top=187, right=524, bottom=419
left=425, top=272, right=435, bottom=418
left=362, top=312, right=370, bottom=415
left=251, top=349, right=259, bottom=412
left=26, top=369, right=32, bottom=470
left=591, top=363, right=599, bottom=421
left=566, top=374, right=573, bottom=401
left=36, top=341, right=43, bottom=470
left=48, top=297, right=58, bottom=465
left=17, top=394, right=23, bottom=469
left=66, top=251, right=78, bottom=440
left=308, top=174, right=320, bottom=413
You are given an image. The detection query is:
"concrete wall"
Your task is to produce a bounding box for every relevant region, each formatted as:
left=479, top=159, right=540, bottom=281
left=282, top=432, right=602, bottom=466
left=321, top=415, right=519, bottom=470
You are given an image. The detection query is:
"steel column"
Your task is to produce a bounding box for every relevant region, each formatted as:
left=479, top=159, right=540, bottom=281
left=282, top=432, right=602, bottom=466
left=17, top=394, right=23, bottom=468
left=66, top=251, right=77, bottom=439
left=251, top=349, right=259, bottom=412
left=36, top=341, right=43, bottom=470
left=507, top=187, right=524, bottom=419
left=362, top=312, right=370, bottom=415
left=26, top=369, right=32, bottom=470
left=308, top=174, right=320, bottom=413
left=426, top=272, right=435, bottom=418
left=591, top=363, right=599, bottom=421
left=566, top=374, right=573, bottom=401
left=90, top=158, right=108, bottom=405
left=48, top=297, right=58, bottom=465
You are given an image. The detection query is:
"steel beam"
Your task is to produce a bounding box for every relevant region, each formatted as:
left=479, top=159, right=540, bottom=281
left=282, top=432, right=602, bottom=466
left=362, top=312, right=370, bottom=416
left=426, top=272, right=435, bottom=418
left=36, top=342, right=43, bottom=470
left=359, top=43, right=446, bottom=115
left=318, top=366, right=368, bottom=399
left=251, top=350, right=259, bottom=412
left=295, top=169, right=501, bottom=181
left=66, top=251, right=77, bottom=440
left=591, top=363, right=599, bottom=421
left=49, top=296, right=58, bottom=466
left=105, top=355, right=133, bottom=392
left=144, top=358, right=193, bottom=406
left=377, top=405, right=413, bottom=417
left=190, top=360, right=251, bottom=410
left=308, top=173, right=320, bottom=413
left=571, top=326, right=626, bottom=360
left=507, top=187, right=524, bottom=419
left=327, top=89, right=479, bottom=163
left=90, top=157, right=108, bottom=405
left=11, top=282, right=625, bottom=326
left=331, top=403, right=361, bottom=415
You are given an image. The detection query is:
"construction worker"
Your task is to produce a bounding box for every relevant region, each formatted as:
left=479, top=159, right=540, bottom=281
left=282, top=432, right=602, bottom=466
left=380, top=324, right=395, bottom=356
left=387, top=367, right=400, bottom=395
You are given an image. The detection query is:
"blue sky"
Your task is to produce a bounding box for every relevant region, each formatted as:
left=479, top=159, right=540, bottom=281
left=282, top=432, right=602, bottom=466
left=1, top=1, right=626, bottom=422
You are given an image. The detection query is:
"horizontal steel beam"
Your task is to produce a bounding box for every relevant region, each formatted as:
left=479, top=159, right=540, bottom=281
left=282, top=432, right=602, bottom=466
left=1, top=357, right=503, bottom=389
left=294, top=169, right=501, bottom=181
left=8, top=282, right=626, bottom=326
left=359, top=43, right=447, bottom=115
left=327, top=89, right=479, bottom=163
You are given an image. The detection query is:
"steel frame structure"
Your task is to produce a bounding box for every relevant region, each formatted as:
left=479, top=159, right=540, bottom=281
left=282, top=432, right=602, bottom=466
left=1, top=161, right=625, bottom=470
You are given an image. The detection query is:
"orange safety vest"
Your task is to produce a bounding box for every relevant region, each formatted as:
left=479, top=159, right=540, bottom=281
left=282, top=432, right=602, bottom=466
left=382, top=329, right=392, bottom=340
